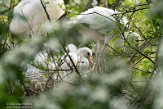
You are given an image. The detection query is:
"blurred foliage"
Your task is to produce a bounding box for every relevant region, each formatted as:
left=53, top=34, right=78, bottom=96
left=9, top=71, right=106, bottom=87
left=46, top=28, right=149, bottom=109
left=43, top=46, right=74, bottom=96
left=0, top=0, right=163, bottom=109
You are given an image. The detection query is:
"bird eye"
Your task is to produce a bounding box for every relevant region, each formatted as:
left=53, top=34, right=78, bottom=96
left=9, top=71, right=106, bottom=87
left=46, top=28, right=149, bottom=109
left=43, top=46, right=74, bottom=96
left=87, top=52, right=90, bottom=56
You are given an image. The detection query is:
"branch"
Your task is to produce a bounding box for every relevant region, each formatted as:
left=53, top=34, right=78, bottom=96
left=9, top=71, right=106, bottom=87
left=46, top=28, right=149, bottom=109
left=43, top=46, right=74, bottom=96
left=61, top=42, right=82, bottom=80
left=7, top=80, right=13, bottom=95
left=21, top=10, right=34, bottom=34
left=128, top=39, right=152, bottom=62
left=79, top=12, right=116, bottom=22
left=120, top=30, right=155, bottom=64
left=106, top=44, right=126, bottom=57
left=130, top=66, right=151, bottom=74
left=40, top=0, right=51, bottom=21
left=149, top=36, right=161, bottom=78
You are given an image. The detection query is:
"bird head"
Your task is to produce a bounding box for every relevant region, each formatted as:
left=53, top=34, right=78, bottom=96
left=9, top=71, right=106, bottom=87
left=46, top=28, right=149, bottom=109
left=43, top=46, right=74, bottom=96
left=66, top=44, right=78, bottom=53
left=77, top=47, right=94, bottom=69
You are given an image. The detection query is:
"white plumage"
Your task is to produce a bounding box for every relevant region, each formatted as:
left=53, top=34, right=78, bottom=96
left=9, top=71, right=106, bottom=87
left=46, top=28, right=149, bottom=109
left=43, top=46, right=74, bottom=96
left=10, top=0, right=65, bottom=37
left=67, top=6, right=129, bottom=62
left=58, top=44, right=93, bottom=71
left=25, top=44, right=93, bottom=81
left=77, top=7, right=127, bottom=34
left=66, top=44, right=78, bottom=53
left=125, top=31, right=141, bottom=41
left=74, top=6, right=128, bottom=41
left=46, top=44, right=93, bottom=72
left=77, top=47, right=93, bottom=72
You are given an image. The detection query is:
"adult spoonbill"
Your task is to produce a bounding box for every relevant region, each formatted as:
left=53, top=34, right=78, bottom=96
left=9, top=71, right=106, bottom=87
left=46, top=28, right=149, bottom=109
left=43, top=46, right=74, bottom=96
left=73, top=6, right=128, bottom=42
left=10, top=0, right=65, bottom=37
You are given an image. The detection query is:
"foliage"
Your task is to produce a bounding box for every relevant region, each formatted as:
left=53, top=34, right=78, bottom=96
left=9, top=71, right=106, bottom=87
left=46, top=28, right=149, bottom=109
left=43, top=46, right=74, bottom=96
left=0, top=0, right=163, bottom=109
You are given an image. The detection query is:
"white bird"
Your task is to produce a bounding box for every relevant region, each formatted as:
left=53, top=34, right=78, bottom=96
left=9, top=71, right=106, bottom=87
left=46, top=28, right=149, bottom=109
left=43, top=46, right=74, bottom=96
left=125, top=31, right=141, bottom=42
left=77, top=47, right=93, bottom=72
left=111, top=31, right=141, bottom=47
left=74, top=6, right=128, bottom=42
left=59, top=44, right=93, bottom=72
left=66, top=43, right=78, bottom=53
left=10, top=0, right=65, bottom=37
left=68, top=6, right=129, bottom=61
left=59, top=44, right=78, bottom=70
left=75, top=7, right=142, bottom=52
left=123, top=31, right=142, bottom=54
left=69, top=6, right=129, bottom=72
left=25, top=44, right=93, bottom=81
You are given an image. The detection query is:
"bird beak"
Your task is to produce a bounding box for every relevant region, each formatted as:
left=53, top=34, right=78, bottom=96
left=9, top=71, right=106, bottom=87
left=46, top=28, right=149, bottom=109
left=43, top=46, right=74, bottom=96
left=87, top=56, right=94, bottom=68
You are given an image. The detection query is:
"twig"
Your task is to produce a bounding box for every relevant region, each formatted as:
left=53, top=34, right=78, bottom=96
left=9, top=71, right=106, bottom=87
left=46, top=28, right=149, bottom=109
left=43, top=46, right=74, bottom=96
left=149, top=36, right=161, bottom=78
left=61, top=43, right=82, bottom=79
left=40, top=0, right=51, bottom=21
left=79, top=12, right=117, bottom=23
left=7, top=80, right=13, bottom=95
left=44, top=73, right=54, bottom=90
left=133, top=57, right=145, bottom=66
left=126, top=37, right=154, bottom=64
left=122, top=7, right=148, bottom=16
left=21, top=10, right=34, bottom=34
left=128, top=39, right=152, bottom=62
left=133, top=23, right=146, bottom=40
left=71, top=0, right=83, bottom=10
left=106, top=44, right=125, bottom=57
left=130, top=66, right=151, bottom=74
left=21, top=80, right=31, bottom=96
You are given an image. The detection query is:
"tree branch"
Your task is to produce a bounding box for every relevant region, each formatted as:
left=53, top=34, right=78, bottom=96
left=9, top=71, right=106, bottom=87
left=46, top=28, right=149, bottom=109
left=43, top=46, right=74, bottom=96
left=40, top=0, right=51, bottom=21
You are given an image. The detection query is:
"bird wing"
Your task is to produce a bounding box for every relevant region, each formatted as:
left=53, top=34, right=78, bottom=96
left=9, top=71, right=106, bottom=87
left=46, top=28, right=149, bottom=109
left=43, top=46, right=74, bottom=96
left=10, top=0, right=46, bottom=36
left=45, top=0, right=65, bottom=20
left=10, top=0, right=65, bottom=36
left=77, top=6, right=128, bottom=35
left=59, top=53, right=78, bottom=70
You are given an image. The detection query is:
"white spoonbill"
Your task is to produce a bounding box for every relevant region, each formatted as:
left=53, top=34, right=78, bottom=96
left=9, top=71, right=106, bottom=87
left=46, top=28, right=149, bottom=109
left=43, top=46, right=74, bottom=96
left=74, top=6, right=128, bottom=42
left=10, top=0, right=65, bottom=37
left=25, top=44, right=94, bottom=81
